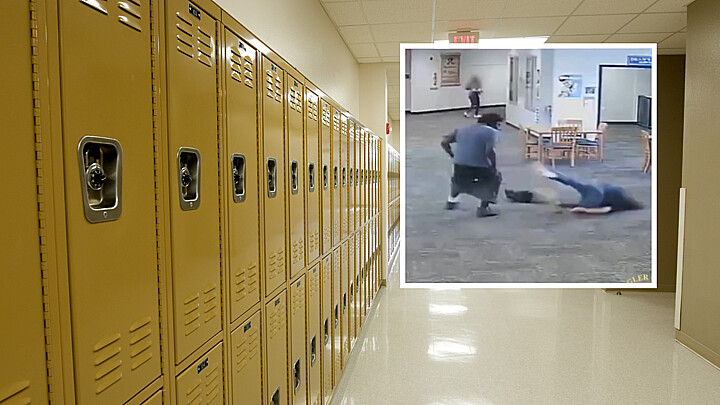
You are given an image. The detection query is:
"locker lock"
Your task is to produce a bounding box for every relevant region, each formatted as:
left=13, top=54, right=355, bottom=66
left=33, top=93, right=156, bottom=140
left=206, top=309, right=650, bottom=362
left=324, top=318, right=329, bottom=345
left=343, top=293, right=347, bottom=313
left=293, top=358, right=301, bottom=392
left=342, top=168, right=346, bottom=188
left=308, top=163, right=315, bottom=192
left=310, top=335, right=317, bottom=365
left=291, top=160, right=298, bottom=195
left=333, top=166, right=338, bottom=189
left=334, top=304, right=339, bottom=328
left=322, top=165, right=328, bottom=190
left=231, top=153, right=246, bottom=203
left=77, top=136, right=122, bottom=223
left=267, top=158, right=277, bottom=198
left=177, top=147, right=201, bottom=210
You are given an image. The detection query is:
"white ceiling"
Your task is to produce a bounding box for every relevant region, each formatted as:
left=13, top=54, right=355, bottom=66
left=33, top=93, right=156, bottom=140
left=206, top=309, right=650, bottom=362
left=320, top=0, right=693, bottom=121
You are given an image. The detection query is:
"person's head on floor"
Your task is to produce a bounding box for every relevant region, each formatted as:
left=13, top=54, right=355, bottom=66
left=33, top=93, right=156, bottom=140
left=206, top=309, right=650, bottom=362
left=477, top=113, right=504, bottom=129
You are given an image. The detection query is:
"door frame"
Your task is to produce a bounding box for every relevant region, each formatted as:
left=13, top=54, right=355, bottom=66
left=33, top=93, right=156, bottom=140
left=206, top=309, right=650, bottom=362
left=597, top=64, right=651, bottom=125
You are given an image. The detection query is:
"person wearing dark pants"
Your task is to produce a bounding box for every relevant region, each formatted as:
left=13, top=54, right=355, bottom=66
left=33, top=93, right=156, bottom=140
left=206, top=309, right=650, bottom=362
left=504, top=163, right=644, bottom=214
left=441, top=113, right=503, bottom=217
left=464, top=88, right=482, bottom=118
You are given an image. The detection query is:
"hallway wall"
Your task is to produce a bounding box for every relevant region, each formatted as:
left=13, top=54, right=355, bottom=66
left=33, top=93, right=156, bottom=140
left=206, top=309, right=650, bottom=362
left=677, top=0, right=720, bottom=368
left=217, top=0, right=360, bottom=114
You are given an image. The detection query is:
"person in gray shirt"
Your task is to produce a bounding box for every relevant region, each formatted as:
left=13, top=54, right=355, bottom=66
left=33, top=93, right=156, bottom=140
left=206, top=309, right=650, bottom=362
left=440, top=113, right=503, bottom=217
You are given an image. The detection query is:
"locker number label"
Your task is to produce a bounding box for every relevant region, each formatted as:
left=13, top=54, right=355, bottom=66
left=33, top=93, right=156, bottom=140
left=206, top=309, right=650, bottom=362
left=244, top=321, right=252, bottom=332
left=197, top=357, right=209, bottom=374
left=275, top=298, right=281, bottom=306
left=188, top=3, right=201, bottom=20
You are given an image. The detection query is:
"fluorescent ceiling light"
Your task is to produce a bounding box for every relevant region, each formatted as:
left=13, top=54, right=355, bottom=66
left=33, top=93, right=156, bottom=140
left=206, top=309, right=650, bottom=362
left=434, top=36, right=549, bottom=46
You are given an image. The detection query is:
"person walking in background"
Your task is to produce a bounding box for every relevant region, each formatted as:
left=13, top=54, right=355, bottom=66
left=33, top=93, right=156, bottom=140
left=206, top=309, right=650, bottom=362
left=441, top=113, right=503, bottom=217
left=464, top=76, right=483, bottom=118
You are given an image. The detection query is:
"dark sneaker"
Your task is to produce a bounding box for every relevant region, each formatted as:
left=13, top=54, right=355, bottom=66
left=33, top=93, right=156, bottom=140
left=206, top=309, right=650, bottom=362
left=445, top=201, right=459, bottom=210
left=504, top=189, right=515, bottom=200
left=477, top=206, right=498, bottom=217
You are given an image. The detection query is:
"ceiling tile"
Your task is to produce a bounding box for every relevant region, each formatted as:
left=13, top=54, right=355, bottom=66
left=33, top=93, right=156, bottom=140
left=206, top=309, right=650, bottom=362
left=619, top=12, right=686, bottom=33
left=322, top=0, right=356, bottom=2
left=361, top=0, right=434, bottom=24
left=493, top=17, right=566, bottom=37
left=339, top=25, right=374, bottom=43
left=382, top=56, right=401, bottom=62
left=503, top=0, right=583, bottom=18
left=545, top=34, right=610, bottom=43
left=433, top=19, right=497, bottom=40
left=658, top=48, right=686, bottom=55
left=435, top=0, right=508, bottom=21
left=357, top=57, right=383, bottom=63
left=659, top=32, right=686, bottom=48
left=370, top=22, right=433, bottom=42
left=323, top=2, right=367, bottom=26
left=376, top=42, right=400, bottom=57
left=646, top=0, right=693, bottom=13
left=574, top=0, right=656, bottom=15
left=349, top=43, right=379, bottom=58
left=555, top=14, right=636, bottom=35
left=605, top=32, right=674, bottom=42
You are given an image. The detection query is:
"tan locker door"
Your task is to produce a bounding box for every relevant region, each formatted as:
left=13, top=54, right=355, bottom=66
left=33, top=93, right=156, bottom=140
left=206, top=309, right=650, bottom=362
left=348, top=121, right=355, bottom=235
left=320, top=101, right=332, bottom=255
left=0, top=2, right=49, bottom=403
left=225, top=29, right=260, bottom=323
left=166, top=0, right=222, bottom=364
left=262, top=56, right=287, bottom=298
left=287, top=75, right=306, bottom=279
left=331, top=108, right=341, bottom=245
left=305, top=91, right=321, bottom=264
left=289, top=276, right=307, bottom=405
left=306, top=265, right=322, bottom=405
left=340, top=241, right=349, bottom=365
left=142, top=389, right=163, bottom=405
left=230, top=311, right=262, bottom=405
left=340, top=115, right=348, bottom=238
left=58, top=0, right=161, bottom=401
left=175, top=342, right=223, bottom=405
left=320, top=255, right=333, bottom=404
left=264, top=290, right=288, bottom=405
left=331, top=248, right=341, bottom=385
left=348, top=235, right=355, bottom=347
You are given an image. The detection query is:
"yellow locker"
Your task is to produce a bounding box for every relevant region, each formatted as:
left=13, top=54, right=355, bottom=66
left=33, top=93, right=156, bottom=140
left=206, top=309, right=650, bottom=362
left=354, top=232, right=362, bottom=337
left=224, top=27, right=260, bottom=323
left=262, top=55, right=287, bottom=298
left=320, top=255, right=333, bottom=404
left=289, top=276, right=307, bottom=405
left=348, top=235, right=356, bottom=348
left=56, top=0, right=162, bottom=401
left=142, top=389, right=163, bottom=405
left=340, top=241, right=349, bottom=365
left=363, top=130, right=368, bottom=224
left=0, top=1, right=49, bottom=403
left=287, top=73, right=306, bottom=280
left=320, top=101, right=332, bottom=255
left=264, top=290, right=288, bottom=405
left=176, top=342, right=224, bottom=405
left=348, top=120, right=355, bottom=235
left=331, top=107, right=341, bottom=245
left=306, top=265, right=322, bottom=405
left=165, top=0, right=222, bottom=364
left=340, top=114, right=348, bottom=239
left=305, top=88, right=321, bottom=265
left=230, top=311, right=262, bottom=405
left=354, top=124, right=361, bottom=231
left=332, top=248, right=341, bottom=385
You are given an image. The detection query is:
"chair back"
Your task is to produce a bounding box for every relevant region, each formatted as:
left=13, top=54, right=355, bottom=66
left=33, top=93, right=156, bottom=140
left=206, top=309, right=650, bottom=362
left=642, top=130, right=652, bottom=152
left=550, top=126, right=577, bottom=146
left=558, top=119, right=583, bottom=132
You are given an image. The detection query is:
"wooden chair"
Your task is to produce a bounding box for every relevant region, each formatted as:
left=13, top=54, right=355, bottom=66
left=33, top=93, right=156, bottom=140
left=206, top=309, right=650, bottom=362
left=576, top=122, right=604, bottom=161
left=523, top=126, right=540, bottom=160
left=542, top=126, right=578, bottom=168
left=642, top=130, right=652, bottom=173
left=558, top=118, right=583, bottom=132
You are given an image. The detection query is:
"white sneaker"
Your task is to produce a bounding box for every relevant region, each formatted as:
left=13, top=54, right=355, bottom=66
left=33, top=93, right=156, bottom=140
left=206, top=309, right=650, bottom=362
left=532, top=161, right=557, bottom=179
left=463, top=112, right=469, bottom=118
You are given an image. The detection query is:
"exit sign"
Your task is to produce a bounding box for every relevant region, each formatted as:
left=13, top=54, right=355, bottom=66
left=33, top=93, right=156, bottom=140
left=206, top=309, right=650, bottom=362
left=449, top=31, right=480, bottom=44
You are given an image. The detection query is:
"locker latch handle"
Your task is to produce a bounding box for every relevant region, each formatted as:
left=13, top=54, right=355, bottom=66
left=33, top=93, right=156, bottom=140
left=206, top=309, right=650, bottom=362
left=267, top=158, right=277, bottom=198
left=348, top=167, right=353, bottom=187
left=310, top=335, right=317, bottom=365
left=308, top=163, right=315, bottom=192
left=177, top=147, right=201, bottom=210
left=77, top=136, right=123, bottom=223
left=322, top=165, right=328, bottom=190
left=343, top=293, right=347, bottom=314
left=342, top=167, right=346, bottom=188
left=270, top=387, right=280, bottom=405
left=293, top=358, right=301, bottom=392
left=355, top=169, right=358, bottom=187
left=333, top=166, right=338, bottom=189
left=334, top=304, right=339, bottom=328
left=324, top=318, right=329, bottom=345
left=231, top=153, right=246, bottom=203
left=290, top=160, right=298, bottom=195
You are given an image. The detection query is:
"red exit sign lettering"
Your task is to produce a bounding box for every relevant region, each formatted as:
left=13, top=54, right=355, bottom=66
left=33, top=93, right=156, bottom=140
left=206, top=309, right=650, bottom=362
left=449, top=31, right=480, bottom=43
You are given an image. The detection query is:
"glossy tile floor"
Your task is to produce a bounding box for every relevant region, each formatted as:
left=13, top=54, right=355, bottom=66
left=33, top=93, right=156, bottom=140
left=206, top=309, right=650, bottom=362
left=331, top=269, right=720, bottom=404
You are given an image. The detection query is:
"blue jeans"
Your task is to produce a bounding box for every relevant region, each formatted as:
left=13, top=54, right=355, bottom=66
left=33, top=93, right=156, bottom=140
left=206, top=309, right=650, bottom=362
left=548, top=171, right=605, bottom=208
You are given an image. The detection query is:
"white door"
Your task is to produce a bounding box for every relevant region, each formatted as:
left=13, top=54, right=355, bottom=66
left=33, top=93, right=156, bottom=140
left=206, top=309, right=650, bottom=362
left=600, top=67, right=651, bottom=122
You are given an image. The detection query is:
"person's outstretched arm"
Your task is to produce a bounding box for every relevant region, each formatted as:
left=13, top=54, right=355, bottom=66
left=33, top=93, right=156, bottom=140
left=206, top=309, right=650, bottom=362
left=441, top=130, right=457, bottom=158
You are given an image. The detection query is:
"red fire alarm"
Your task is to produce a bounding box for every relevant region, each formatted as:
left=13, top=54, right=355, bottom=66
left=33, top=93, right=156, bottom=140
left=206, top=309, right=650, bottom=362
left=386, top=123, right=390, bottom=134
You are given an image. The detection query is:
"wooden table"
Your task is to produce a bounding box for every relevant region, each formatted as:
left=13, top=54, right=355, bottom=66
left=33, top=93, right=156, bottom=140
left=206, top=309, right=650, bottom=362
left=526, top=125, right=604, bottom=166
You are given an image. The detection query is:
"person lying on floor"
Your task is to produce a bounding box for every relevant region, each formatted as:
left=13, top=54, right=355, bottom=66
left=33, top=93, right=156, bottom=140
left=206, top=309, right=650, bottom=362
left=504, top=163, right=644, bottom=214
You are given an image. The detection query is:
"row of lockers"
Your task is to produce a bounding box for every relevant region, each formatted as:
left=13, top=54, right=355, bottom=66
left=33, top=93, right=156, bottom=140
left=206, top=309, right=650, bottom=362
left=387, top=148, right=400, bottom=202
left=386, top=148, right=401, bottom=263
left=1, top=0, right=387, bottom=404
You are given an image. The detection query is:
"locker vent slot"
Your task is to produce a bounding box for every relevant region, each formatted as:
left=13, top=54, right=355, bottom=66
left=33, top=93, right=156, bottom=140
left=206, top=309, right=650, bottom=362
left=308, top=96, right=318, bottom=121
left=203, top=284, right=218, bottom=323
left=184, top=292, right=201, bottom=336
left=235, top=321, right=260, bottom=372
left=333, top=113, right=340, bottom=132
left=269, top=297, right=286, bottom=338
left=235, top=262, right=258, bottom=301
left=205, top=364, right=220, bottom=402
left=80, top=0, right=109, bottom=14
left=291, top=282, right=304, bottom=315
left=118, top=0, right=142, bottom=32
left=93, top=332, right=123, bottom=393
left=197, top=27, right=213, bottom=67
left=321, top=103, right=330, bottom=127
left=0, top=380, right=31, bottom=404
left=176, top=12, right=194, bottom=58
left=186, top=379, right=202, bottom=405
left=129, top=316, right=153, bottom=370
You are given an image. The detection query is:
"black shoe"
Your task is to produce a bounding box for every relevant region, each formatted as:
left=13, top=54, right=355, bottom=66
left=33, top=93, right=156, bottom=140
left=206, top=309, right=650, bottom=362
left=445, top=201, right=459, bottom=210
left=504, top=189, right=515, bottom=200
left=477, top=206, right=498, bottom=217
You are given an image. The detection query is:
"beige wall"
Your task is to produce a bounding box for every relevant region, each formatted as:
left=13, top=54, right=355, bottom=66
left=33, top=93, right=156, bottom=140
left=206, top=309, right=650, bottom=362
left=389, top=120, right=400, bottom=151
left=218, top=0, right=360, bottom=115
left=677, top=0, right=720, bottom=368
left=358, top=64, right=387, bottom=138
